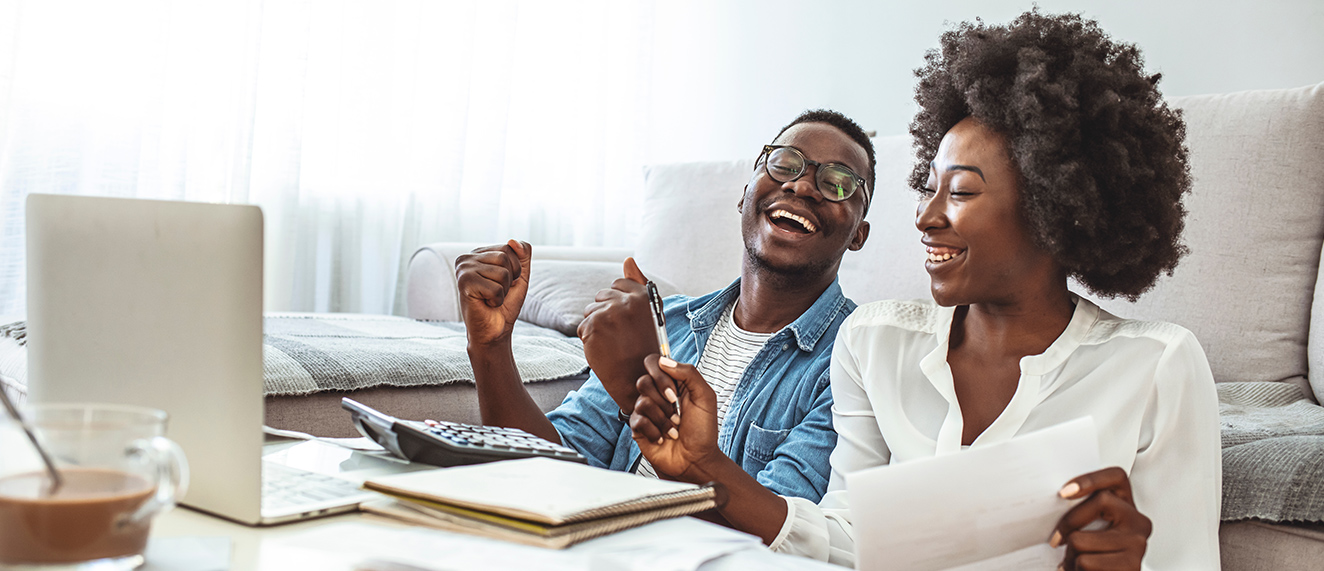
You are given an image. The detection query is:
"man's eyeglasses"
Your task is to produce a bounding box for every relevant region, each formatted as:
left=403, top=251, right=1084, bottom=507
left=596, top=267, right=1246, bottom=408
left=757, top=145, right=869, bottom=209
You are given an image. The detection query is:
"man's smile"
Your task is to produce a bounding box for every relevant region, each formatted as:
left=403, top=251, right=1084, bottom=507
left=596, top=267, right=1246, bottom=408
left=764, top=203, right=820, bottom=237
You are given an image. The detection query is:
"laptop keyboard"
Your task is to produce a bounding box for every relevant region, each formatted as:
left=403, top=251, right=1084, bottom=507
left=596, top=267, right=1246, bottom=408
left=262, top=461, right=371, bottom=514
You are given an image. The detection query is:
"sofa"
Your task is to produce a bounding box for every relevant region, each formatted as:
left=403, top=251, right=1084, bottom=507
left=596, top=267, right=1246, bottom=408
left=403, top=83, right=1324, bottom=570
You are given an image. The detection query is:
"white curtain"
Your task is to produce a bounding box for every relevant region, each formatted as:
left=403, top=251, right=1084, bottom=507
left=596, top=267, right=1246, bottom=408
left=0, top=0, right=654, bottom=317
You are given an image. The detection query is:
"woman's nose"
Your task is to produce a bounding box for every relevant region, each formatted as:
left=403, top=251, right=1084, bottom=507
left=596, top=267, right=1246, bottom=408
left=915, top=194, right=946, bottom=231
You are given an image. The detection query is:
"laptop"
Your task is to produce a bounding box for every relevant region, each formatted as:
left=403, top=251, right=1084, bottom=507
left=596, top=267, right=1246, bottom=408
left=24, top=194, right=394, bottom=525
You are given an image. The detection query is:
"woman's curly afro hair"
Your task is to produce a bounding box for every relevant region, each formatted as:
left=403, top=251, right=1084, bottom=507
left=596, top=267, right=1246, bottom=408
left=909, top=10, right=1191, bottom=300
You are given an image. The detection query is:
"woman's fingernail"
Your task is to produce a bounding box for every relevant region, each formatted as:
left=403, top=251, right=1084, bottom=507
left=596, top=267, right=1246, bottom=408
left=656, top=437, right=664, bottom=445
left=1059, top=482, right=1080, bottom=498
left=1049, top=530, right=1061, bottom=548
left=664, top=388, right=678, bottom=403
left=659, top=356, right=678, bottom=368
left=671, top=414, right=680, bottom=425
left=668, top=428, right=679, bottom=439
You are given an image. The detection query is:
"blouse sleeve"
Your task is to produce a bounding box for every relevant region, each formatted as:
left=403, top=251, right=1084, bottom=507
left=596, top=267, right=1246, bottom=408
left=769, top=319, right=892, bottom=567
left=1132, top=328, right=1222, bottom=569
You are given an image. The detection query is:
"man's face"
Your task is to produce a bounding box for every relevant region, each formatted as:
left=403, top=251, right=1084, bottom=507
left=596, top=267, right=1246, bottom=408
left=739, top=122, right=870, bottom=278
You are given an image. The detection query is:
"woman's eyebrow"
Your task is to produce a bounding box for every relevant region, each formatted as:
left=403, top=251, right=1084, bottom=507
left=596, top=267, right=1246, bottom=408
left=931, top=160, right=985, bottom=182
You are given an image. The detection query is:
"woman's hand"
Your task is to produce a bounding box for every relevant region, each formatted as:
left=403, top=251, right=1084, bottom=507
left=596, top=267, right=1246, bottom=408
left=628, top=355, right=721, bottom=481
left=1051, top=467, right=1152, bottom=570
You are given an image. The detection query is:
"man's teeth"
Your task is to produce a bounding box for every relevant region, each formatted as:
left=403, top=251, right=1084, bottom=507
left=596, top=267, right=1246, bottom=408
left=927, top=251, right=961, bottom=262
left=770, top=210, right=816, bottom=232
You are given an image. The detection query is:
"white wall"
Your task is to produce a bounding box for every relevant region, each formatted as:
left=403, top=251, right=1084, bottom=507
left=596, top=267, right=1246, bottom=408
left=643, top=0, right=1324, bottom=164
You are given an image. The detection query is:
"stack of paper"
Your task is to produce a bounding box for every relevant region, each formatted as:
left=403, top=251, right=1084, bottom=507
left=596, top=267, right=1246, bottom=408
left=361, top=457, right=717, bottom=548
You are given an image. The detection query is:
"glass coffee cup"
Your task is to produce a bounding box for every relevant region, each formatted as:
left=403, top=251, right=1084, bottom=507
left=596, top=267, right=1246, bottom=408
left=0, top=403, right=189, bottom=570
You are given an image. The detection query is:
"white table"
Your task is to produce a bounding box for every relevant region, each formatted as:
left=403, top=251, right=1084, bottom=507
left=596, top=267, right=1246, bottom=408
left=150, top=507, right=393, bottom=570
left=149, top=505, right=840, bottom=571
left=141, top=439, right=838, bottom=570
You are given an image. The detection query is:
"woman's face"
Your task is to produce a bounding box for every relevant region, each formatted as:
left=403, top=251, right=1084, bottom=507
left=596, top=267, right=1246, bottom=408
left=916, top=117, right=1058, bottom=307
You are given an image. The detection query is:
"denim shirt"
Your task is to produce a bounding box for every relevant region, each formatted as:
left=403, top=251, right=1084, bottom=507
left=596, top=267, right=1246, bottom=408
left=547, top=278, right=856, bottom=502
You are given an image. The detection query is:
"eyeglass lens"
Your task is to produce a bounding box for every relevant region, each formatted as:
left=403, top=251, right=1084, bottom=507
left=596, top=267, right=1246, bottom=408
left=765, top=147, right=860, bottom=202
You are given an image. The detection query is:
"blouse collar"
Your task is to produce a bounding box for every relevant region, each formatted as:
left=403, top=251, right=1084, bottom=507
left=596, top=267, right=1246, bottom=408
left=920, top=293, right=1101, bottom=453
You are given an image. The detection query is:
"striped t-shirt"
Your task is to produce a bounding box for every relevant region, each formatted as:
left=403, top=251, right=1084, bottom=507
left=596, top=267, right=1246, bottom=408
left=635, top=301, right=775, bottom=478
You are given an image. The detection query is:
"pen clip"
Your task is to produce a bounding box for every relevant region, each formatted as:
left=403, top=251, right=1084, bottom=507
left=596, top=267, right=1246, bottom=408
left=646, top=281, right=666, bottom=327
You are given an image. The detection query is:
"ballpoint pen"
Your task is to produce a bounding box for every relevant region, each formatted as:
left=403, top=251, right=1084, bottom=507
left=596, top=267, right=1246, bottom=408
left=646, top=281, right=670, bottom=359
left=645, top=281, right=678, bottom=418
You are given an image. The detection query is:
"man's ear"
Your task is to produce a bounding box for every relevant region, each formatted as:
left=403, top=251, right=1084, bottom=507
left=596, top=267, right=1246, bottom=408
left=737, top=188, right=746, bottom=212
left=848, top=220, right=870, bottom=251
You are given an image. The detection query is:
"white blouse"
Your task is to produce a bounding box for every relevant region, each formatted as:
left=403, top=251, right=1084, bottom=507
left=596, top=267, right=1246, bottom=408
left=769, top=296, right=1222, bottom=569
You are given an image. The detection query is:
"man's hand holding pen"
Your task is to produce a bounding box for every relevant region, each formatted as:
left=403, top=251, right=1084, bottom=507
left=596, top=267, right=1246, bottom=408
left=578, top=257, right=665, bottom=416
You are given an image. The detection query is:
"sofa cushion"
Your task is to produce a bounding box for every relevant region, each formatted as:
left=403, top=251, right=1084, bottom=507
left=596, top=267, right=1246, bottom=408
left=637, top=160, right=749, bottom=296
left=519, top=260, right=680, bottom=336
left=1220, top=520, right=1324, bottom=571
left=835, top=135, right=934, bottom=304
left=1088, top=83, right=1324, bottom=397
left=1312, top=243, right=1324, bottom=403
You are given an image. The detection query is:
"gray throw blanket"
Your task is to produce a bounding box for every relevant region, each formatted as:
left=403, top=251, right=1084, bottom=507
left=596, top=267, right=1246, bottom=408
left=261, top=313, right=587, bottom=396
left=0, top=315, right=588, bottom=398
left=1219, top=382, right=1324, bottom=523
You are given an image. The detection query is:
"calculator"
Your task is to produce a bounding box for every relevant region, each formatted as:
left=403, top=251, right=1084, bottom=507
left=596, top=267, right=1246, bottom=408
left=341, top=398, right=588, bottom=467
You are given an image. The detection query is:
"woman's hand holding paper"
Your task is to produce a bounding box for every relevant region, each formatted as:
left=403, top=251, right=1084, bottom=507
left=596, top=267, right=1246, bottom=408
left=1051, top=467, right=1152, bottom=570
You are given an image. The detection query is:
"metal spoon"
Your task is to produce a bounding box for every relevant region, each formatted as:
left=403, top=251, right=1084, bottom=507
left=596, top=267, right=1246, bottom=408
left=0, top=386, right=62, bottom=495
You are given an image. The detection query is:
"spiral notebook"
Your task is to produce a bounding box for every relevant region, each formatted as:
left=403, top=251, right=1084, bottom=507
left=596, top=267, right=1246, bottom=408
left=360, top=457, right=718, bottom=548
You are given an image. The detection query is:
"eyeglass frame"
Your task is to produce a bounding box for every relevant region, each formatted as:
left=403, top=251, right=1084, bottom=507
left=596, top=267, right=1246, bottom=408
left=756, top=144, right=870, bottom=210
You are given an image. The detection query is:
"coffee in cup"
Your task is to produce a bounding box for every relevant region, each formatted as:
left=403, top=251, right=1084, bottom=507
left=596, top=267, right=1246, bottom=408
left=0, top=404, right=187, bottom=570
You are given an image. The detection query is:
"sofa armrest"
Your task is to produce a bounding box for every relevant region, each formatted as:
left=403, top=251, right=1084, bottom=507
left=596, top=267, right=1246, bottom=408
left=405, top=242, right=635, bottom=322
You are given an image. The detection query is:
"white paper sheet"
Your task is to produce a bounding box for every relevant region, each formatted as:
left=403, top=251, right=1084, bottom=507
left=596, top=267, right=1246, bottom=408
left=846, top=417, right=1101, bottom=571
left=571, top=517, right=760, bottom=571
left=268, top=517, right=766, bottom=571
left=269, top=521, right=584, bottom=571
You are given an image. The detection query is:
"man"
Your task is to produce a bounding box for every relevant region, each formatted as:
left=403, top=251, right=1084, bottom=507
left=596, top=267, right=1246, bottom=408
left=453, top=109, right=873, bottom=515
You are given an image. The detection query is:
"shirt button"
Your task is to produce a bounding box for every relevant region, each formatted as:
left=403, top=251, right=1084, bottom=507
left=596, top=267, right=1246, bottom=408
left=782, top=343, right=789, bottom=351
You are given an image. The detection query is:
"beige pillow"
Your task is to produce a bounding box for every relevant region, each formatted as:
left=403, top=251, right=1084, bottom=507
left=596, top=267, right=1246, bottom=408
left=1088, top=82, right=1324, bottom=401
left=518, top=260, right=681, bottom=337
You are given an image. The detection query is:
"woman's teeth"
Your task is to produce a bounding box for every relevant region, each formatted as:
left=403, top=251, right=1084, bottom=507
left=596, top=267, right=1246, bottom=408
left=927, top=251, right=962, bottom=262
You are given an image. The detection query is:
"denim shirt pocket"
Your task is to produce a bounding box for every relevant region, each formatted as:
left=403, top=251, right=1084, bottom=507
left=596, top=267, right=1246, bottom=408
left=743, top=422, right=792, bottom=473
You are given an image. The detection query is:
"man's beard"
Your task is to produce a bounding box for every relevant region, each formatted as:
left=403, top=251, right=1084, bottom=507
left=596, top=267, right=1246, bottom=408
left=744, top=244, right=839, bottom=282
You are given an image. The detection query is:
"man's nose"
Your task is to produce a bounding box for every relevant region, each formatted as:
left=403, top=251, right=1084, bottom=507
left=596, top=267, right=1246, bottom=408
left=785, top=169, right=822, bottom=201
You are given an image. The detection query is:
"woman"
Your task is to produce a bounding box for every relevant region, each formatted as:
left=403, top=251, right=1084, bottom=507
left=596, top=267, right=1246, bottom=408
left=626, top=10, right=1221, bottom=570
